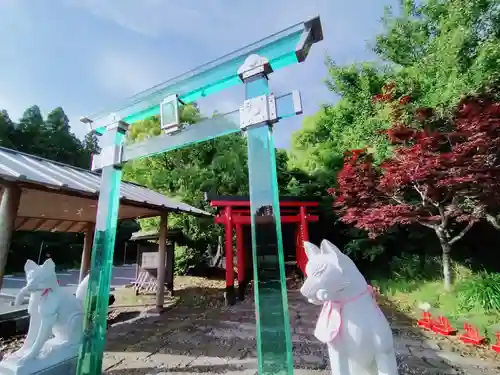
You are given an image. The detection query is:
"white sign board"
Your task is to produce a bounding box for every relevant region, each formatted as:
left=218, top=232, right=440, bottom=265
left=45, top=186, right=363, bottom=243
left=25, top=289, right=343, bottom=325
left=141, top=252, right=158, bottom=269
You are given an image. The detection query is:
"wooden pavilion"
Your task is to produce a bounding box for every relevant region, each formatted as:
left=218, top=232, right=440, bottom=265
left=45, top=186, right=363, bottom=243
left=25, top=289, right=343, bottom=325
left=0, top=146, right=210, bottom=311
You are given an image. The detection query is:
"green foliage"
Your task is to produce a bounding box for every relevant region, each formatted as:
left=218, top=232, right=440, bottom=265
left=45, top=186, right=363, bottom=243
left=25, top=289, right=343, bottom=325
left=291, top=0, right=500, bottom=184
left=456, top=271, right=500, bottom=312
left=342, top=228, right=385, bottom=262
left=389, top=254, right=442, bottom=281
left=290, top=62, right=393, bottom=179
left=287, top=0, right=500, bottom=292
left=123, top=104, right=297, bottom=273
left=374, top=0, right=500, bottom=111
left=174, top=245, right=195, bottom=275
left=2, top=105, right=98, bottom=167
left=123, top=105, right=249, bottom=273
left=375, top=271, right=500, bottom=342
left=0, top=110, right=15, bottom=148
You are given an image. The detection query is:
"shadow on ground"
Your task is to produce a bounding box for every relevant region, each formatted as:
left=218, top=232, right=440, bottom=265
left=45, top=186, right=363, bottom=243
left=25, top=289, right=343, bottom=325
left=102, top=284, right=500, bottom=375
left=105, top=361, right=259, bottom=375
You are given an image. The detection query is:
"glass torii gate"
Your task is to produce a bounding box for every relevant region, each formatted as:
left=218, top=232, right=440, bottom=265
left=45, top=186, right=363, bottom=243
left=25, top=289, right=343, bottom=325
left=77, top=16, right=323, bottom=375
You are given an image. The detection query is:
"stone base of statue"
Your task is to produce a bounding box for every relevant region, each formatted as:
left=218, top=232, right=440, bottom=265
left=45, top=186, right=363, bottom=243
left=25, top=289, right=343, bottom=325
left=0, top=346, right=78, bottom=375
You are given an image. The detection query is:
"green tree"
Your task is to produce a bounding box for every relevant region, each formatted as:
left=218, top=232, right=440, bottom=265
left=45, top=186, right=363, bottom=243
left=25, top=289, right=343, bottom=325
left=374, top=0, right=500, bottom=111
left=290, top=63, right=393, bottom=178
left=289, top=0, right=500, bottom=263
left=0, top=110, right=15, bottom=148
left=44, top=107, right=84, bottom=166
left=291, top=0, right=500, bottom=178
left=13, top=105, right=46, bottom=155
left=81, top=131, right=101, bottom=169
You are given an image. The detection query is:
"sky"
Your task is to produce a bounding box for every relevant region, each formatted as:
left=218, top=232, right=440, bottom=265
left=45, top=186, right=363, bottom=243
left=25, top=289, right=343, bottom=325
left=0, top=0, right=397, bottom=149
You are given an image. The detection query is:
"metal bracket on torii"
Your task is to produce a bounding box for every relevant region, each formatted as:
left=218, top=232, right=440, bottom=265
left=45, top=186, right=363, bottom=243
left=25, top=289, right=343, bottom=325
left=238, top=55, right=302, bottom=131
left=89, top=117, right=128, bottom=171
left=90, top=54, right=303, bottom=172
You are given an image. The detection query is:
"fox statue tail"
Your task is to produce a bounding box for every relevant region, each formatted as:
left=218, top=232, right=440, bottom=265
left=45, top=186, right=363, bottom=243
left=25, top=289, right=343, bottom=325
left=75, top=274, right=89, bottom=301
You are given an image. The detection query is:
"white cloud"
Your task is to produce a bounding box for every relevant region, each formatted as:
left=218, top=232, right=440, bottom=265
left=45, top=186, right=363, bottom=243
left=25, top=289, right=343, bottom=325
left=65, top=0, right=227, bottom=39
left=95, top=49, right=178, bottom=97
left=66, top=0, right=331, bottom=47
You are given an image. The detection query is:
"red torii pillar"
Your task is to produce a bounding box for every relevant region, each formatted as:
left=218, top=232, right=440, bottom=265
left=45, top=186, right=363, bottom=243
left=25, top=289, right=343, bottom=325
left=224, top=206, right=235, bottom=305
left=295, top=205, right=310, bottom=275
left=235, top=223, right=246, bottom=301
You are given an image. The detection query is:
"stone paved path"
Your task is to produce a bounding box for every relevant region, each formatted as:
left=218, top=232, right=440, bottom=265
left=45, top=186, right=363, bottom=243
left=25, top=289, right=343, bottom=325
left=103, top=290, right=500, bottom=375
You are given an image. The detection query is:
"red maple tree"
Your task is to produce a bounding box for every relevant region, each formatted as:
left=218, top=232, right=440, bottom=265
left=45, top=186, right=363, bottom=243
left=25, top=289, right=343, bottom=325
left=331, top=85, right=500, bottom=290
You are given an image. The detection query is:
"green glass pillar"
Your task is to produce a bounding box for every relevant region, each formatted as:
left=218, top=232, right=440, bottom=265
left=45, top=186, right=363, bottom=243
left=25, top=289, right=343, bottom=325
left=76, top=120, right=128, bottom=375
left=241, top=59, right=293, bottom=375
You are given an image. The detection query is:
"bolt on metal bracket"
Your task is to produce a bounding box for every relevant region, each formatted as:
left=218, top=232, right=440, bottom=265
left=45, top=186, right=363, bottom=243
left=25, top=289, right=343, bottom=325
left=239, top=94, right=278, bottom=130
left=91, top=144, right=124, bottom=171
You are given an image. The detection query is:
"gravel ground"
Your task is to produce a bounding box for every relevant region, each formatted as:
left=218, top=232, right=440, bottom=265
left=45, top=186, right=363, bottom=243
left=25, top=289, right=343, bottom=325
left=1, top=274, right=499, bottom=375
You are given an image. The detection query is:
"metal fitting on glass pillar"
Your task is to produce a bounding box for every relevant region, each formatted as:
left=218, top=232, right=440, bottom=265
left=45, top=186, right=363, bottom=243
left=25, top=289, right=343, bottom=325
left=238, top=54, right=294, bottom=375
left=238, top=54, right=276, bottom=131
left=90, top=117, right=129, bottom=171
left=76, top=114, right=129, bottom=375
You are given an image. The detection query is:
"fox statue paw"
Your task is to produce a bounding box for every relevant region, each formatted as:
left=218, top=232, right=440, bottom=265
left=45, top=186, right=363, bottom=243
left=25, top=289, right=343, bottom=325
left=15, top=352, right=36, bottom=364
left=6, top=347, right=27, bottom=360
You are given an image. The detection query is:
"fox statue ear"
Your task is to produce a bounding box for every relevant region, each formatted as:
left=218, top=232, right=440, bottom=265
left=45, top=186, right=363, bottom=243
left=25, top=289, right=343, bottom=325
left=42, top=258, right=56, bottom=271
left=320, top=240, right=343, bottom=256
left=304, top=241, right=320, bottom=260
left=24, top=259, right=38, bottom=274
left=320, top=240, right=343, bottom=269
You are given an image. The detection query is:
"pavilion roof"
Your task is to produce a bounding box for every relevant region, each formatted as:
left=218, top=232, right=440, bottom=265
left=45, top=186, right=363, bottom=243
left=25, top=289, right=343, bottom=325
left=0, top=146, right=211, bottom=233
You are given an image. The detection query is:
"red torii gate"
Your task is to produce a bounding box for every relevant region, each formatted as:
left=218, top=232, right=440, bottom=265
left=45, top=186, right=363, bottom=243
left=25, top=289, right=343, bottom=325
left=206, top=194, right=319, bottom=305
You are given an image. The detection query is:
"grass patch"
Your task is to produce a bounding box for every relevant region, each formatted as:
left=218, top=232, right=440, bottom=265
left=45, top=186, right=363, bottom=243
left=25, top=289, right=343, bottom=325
left=112, top=275, right=226, bottom=309
left=373, top=265, right=500, bottom=342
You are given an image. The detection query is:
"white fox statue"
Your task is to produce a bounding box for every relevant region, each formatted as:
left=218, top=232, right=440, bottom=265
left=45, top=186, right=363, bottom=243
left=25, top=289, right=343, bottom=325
left=300, top=240, right=398, bottom=375
left=0, top=259, right=89, bottom=375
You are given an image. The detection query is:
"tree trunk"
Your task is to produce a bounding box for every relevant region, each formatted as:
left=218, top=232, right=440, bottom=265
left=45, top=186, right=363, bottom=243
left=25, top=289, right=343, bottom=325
left=436, top=231, right=452, bottom=291
left=209, top=235, right=224, bottom=268
left=486, top=213, right=500, bottom=230
left=441, top=242, right=452, bottom=291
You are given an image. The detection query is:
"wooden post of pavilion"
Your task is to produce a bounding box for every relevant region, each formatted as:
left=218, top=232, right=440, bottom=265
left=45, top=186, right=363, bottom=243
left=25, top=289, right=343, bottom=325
left=0, top=184, right=21, bottom=290
left=165, top=236, right=175, bottom=296
left=155, top=213, right=168, bottom=312
left=79, top=223, right=95, bottom=282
